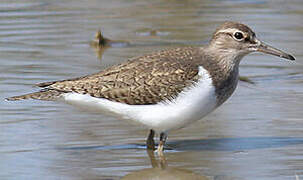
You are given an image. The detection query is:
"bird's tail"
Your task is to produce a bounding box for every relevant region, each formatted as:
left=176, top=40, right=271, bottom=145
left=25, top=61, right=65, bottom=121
left=6, top=89, right=64, bottom=101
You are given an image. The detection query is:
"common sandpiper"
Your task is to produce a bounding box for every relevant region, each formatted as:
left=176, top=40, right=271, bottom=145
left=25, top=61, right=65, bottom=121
left=6, top=22, right=295, bottom=155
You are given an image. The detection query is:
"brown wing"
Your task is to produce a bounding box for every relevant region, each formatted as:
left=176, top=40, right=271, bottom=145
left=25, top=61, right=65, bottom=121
left=42, top=47, right=202, bottom=105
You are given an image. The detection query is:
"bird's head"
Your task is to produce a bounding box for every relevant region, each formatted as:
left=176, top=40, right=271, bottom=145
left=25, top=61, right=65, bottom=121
left=208, top=22, right=295, bottom=62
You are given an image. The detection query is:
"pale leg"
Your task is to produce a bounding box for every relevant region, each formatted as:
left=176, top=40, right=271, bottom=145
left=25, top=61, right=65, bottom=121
left=157, top=132, right=167, bottom=156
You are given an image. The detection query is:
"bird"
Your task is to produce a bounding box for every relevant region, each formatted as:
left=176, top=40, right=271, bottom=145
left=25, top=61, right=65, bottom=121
left=6, top=22, right=295, bottom=154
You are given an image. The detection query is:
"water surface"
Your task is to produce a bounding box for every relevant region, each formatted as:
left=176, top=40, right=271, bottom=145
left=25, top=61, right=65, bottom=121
left=1, top=0, right=303, bottom=179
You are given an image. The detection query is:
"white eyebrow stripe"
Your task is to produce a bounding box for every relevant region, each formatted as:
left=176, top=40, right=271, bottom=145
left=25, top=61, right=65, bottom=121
left=215, top=28, right=242, bottom=35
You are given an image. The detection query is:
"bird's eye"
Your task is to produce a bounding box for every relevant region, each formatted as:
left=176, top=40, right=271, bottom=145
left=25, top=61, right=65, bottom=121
left=234, top=32, right=244, bottom=40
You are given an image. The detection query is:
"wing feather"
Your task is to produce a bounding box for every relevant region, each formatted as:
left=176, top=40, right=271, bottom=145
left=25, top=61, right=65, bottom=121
left=40, top=47, right=203, bottom=105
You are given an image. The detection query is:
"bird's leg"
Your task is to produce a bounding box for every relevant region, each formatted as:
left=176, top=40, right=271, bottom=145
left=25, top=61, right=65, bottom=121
left=157, top=132, right=167, bottom=156
left=146, top=129, right=155, bottom=150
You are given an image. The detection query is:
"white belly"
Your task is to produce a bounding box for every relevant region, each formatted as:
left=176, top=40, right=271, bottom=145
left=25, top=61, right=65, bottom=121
left=62, top=66, right=217, bottom=132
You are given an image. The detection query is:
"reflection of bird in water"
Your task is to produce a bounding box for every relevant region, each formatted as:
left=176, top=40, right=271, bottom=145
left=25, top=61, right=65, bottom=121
left=122, top=150, right=209, bottom=180
left=90, top=30, right=130, bottom=60
left=91, top=44, right=108, bottom=60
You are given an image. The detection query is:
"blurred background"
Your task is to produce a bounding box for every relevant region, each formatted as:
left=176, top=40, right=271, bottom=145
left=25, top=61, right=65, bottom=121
left=0, top=0, right=303, bottom=179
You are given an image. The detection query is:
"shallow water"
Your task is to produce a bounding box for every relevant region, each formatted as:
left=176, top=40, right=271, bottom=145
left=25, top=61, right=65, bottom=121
left=1, top=0, right=303, bottom=179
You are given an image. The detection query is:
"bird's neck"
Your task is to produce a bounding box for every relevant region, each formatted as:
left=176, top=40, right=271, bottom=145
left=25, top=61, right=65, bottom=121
left=204, top=45, right=244, bottom=69
left=202, top=46, right=243, bottom=106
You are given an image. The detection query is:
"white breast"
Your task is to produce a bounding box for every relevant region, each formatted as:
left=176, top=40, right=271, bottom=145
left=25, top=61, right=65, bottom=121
left=63, top=66, right=217, bottom=133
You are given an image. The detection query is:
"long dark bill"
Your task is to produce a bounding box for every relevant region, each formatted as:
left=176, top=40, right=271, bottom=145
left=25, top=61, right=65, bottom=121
left=257, top=41, right=295, bottom=61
